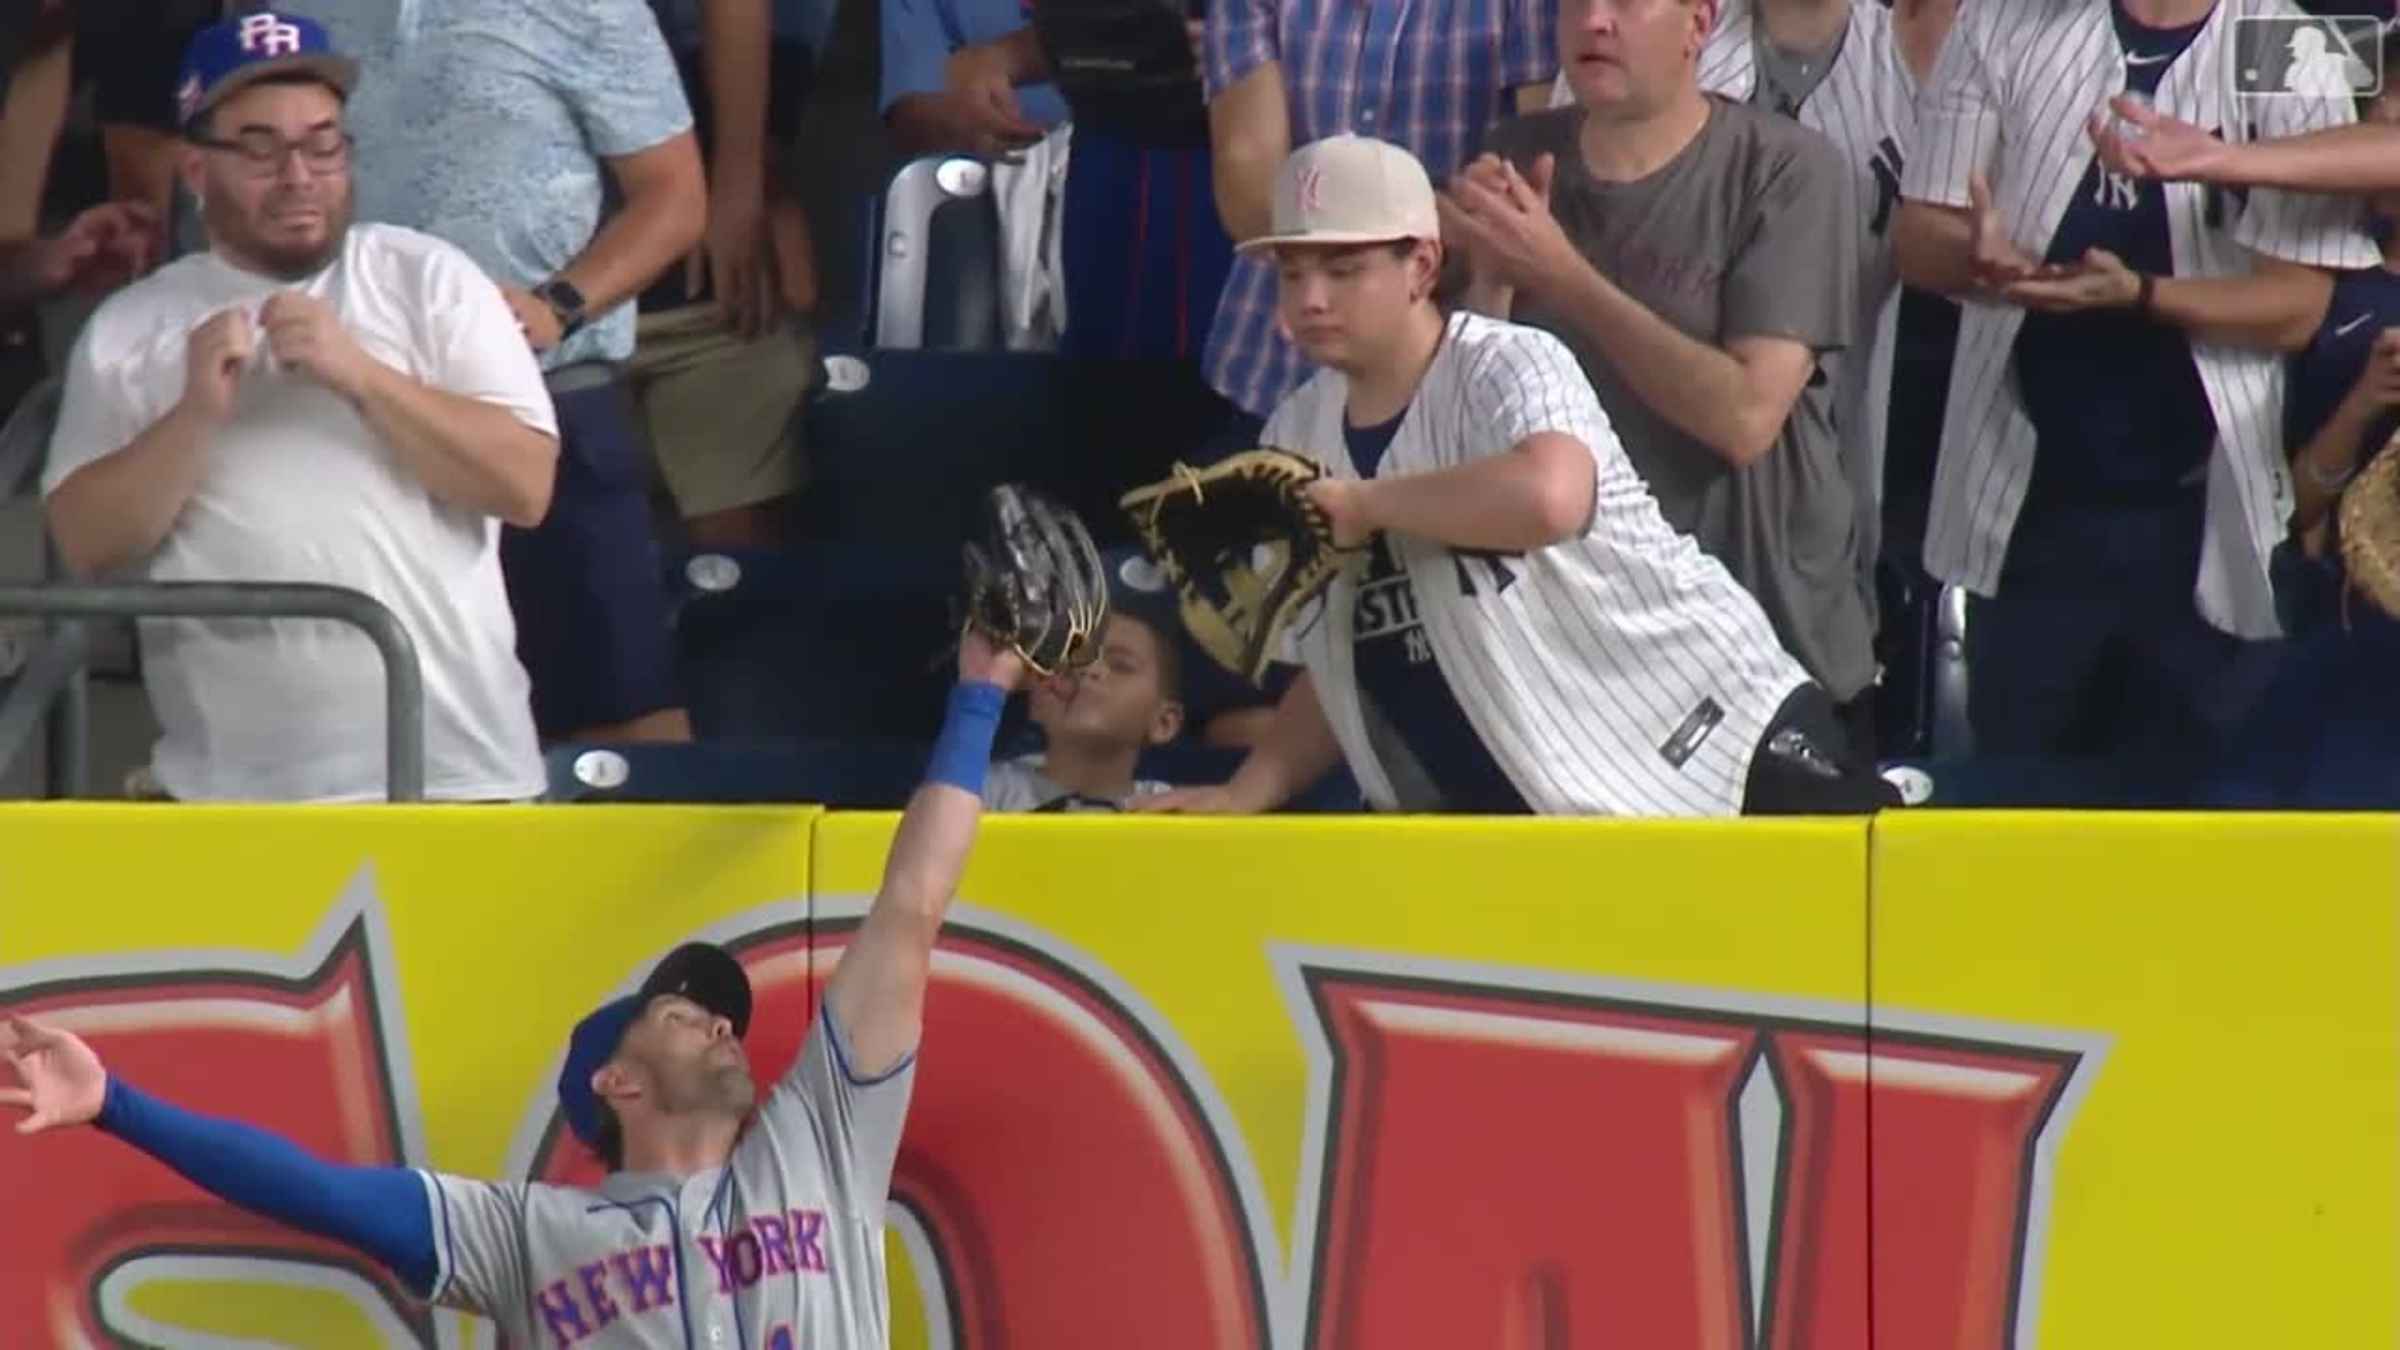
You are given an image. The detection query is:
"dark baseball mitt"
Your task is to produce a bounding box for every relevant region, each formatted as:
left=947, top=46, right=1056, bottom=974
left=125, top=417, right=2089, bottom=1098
left=962, top=485, right=1108, bottom=676
left=1119, top=448, right=1352, bottom=682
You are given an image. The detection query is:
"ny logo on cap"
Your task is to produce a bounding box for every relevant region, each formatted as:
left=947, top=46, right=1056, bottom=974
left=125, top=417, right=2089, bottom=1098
left=239, top=13, right=306, bottom=56
left=1297, top=166, right=1327, bottom=215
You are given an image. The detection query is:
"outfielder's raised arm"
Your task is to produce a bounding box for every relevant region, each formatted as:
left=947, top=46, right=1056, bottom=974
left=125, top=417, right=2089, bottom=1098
left=822, top=632, right=1024, bottom=1079
left=820, top=486, right=1095, bottom=1078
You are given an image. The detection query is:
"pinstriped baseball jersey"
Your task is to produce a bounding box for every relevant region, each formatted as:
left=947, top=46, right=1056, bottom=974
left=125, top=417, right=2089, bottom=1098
left=1900, top=0, right=2378, bottom=638
left=1270, top=311, right=1811, bottom=816
left=415, top=1010, right=910, bottom=1349
left=1694, top=0, right=1916, bottom=577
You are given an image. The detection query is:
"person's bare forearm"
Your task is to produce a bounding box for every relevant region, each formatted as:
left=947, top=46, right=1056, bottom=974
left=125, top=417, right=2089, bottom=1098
left=1893, top=200, right=1982, bottom=299
left=1209, top=63, right=1289, bottom=243
left=1223, top=671, right=1343, bottom=810
left=700, top=0, right=772, bottom=201
left=351, top=362, right=557, bottom=527
left=557, top=134, right=707, bottom=313
left=2216, top=124, right=2400, bottom=194
left=44, top=402, right=217, bottom=577
left=101, top=124, right=181, bottom=228
left=1352, top=436, right=1594, bottom=551
left=2291, top=393, right=2382, bottom=533
left=0, top=32, right=71, bottom=238
left=2150, top=265, right=2331, bottom=353
left=0, top=238, right=46, bottom=312
left=1548, top=262, right=1789, bottom=466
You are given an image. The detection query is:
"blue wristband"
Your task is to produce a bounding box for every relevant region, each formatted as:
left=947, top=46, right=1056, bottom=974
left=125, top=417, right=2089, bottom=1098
left=926, top=680, right=1007, bottom=795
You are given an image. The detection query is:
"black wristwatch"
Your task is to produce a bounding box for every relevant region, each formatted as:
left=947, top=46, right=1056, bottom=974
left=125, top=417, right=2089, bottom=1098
left=531, top=277, right=589, bottom=340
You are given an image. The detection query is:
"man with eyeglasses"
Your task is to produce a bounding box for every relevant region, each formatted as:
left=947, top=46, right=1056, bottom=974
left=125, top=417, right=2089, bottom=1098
left=39, top=13, right=558, bottom=802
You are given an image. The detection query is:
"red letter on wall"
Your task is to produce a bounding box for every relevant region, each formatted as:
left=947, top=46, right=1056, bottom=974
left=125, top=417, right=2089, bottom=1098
left=0, top=920, right=432, bottom=1347
left=1300, top=970, right=2086, bottom=1350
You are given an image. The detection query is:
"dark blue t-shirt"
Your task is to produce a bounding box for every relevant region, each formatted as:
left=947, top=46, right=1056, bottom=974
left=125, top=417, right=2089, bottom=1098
left=2014, top=1, right=2217, bottom=511
left=2286, top=265, right=2400, bottom=463
left=1345, top=411, right=1529, bottom=813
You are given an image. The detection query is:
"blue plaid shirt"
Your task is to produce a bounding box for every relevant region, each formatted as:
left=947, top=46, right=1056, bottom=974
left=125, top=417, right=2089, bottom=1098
left=1202, top=0, right=1557, bottom=417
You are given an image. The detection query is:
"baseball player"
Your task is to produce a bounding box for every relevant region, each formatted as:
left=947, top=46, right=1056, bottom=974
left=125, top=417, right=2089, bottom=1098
left=0, top=631, right=1032, bottom=1348
left=1890, top=0, right=2377, bottom=766
left=1137, top=134, right=1897, bottom=816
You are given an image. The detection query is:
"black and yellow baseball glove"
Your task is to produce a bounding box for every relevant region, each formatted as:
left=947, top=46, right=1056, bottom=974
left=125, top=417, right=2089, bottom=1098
left=1120, top=448, right=1354, bottom=683
left=962, top=485, right=1108, bottom=676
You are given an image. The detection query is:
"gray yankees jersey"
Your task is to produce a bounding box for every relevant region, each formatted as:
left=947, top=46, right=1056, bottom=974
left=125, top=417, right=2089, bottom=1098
left=417, top=1010, right=910, bottom=1349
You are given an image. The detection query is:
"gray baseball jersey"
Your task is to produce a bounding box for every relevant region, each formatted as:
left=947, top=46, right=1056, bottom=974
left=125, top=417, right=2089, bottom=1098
left=1271, top=311, right=1812, bottom=816
left=1901, top=0, right=2378, bottom=638
left=415, top=1009, right=911, bottom=1349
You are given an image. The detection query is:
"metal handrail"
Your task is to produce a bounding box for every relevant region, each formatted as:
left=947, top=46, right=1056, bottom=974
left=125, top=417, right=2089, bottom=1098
left=0, top=581, right=426, bottom=801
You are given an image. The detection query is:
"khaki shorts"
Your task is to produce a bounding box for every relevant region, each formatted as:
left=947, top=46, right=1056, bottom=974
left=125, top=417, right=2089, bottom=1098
left=627, top=304, right=816, bottom=518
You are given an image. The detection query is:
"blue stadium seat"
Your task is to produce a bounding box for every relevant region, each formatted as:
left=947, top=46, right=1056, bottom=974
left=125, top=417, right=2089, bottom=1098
left=546, top=735, right=1365, bottom=812
left=545, top=738, right=929, bottom=806
left=669, top=543, right=960, bottom=743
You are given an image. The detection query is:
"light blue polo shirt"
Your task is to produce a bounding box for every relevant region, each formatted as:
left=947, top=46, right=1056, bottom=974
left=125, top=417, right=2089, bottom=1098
left=879, top=0, right=1067, bottom=127
left=298, top=0, right=694, bottom=368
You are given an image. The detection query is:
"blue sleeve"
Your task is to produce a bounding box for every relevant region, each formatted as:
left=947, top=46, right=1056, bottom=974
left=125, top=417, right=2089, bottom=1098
left=880, top=0, right=960, bottom=113
left=96, top=1078, right=439, bottom=1296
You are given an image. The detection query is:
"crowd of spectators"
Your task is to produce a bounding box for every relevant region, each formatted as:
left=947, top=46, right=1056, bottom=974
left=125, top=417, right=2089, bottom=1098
left=0, top=0, right=2395, bottom=813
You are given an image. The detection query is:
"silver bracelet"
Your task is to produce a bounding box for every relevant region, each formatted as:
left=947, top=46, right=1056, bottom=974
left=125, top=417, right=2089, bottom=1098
left=2299, top=452, right=2359, bottom=492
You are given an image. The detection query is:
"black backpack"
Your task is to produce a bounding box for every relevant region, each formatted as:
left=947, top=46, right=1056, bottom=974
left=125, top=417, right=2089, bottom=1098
left=1031, top=0, right=1209, bottom=150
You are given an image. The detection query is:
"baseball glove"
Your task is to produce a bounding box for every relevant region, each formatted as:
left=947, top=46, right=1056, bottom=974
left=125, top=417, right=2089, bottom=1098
left=1119, top=448, right=1352, bottom=682
left=962, top=485, right=1108, bottom=676
left=2338, top=431, right=2400, bottom=621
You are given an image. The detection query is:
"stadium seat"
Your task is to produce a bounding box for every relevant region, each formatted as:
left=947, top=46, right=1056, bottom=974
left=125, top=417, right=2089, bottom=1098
left=546, top=735, right=1365, bottom=812
left=544, top=738, right=931, bottom=806
left=671, top=542, right=961, bottom=743
left=868, top=155, right=1006, bottom=352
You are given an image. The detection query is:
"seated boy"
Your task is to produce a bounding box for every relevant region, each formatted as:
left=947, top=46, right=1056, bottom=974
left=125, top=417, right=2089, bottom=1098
left=983, top=552, right=1187, bottom=811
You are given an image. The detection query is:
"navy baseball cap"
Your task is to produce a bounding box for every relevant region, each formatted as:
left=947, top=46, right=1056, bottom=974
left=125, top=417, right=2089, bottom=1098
left=557, top=942, right=754, bottom=1150
left=176, top=11, right=361, bottom=131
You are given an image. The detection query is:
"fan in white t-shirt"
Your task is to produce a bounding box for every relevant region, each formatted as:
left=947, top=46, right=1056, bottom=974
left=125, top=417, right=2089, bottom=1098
left=42, top=14, right=558, bottom=802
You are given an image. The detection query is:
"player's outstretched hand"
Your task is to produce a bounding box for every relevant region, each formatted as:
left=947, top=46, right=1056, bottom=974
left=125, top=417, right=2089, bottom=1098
left=0, top=1015, right=107, bottom=1135
left=2086, top=94, right=2231, bottom=185
left=958, top=626, right=1029, bottom=693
